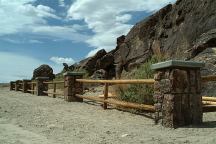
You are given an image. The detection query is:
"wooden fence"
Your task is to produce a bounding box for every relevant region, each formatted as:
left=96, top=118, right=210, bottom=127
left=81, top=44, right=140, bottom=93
left=9, top=60, right=216, bottom=128
left=10, top=75, right=216, bottom=112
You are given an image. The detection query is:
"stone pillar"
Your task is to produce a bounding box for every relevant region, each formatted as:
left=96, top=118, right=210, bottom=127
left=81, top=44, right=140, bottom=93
left=64, top=72, right=84, bottom=102
left=152, top=60, right=204, bottom=128
left=35, top=77, right=49, bottom=96
left=10, top=81, right=14, bottom=91
left=15, top=80, right=20, bottom=91
left=22, top=80, right=30, bottom=93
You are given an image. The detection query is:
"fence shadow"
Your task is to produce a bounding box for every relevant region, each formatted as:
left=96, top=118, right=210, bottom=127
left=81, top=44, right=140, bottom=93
left=183, top=121, right=216, bottom=128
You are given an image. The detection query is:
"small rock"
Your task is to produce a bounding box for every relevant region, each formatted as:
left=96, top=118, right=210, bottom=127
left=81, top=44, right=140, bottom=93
left=47, top=124, right=56, bottom=129
left=106, top=130, right=111, bottom=134
left=121, top=134, right=129, bottom=138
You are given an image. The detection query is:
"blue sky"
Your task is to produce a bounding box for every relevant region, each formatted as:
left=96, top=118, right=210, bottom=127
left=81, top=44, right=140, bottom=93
left=0, top=0, right=175, bottom=82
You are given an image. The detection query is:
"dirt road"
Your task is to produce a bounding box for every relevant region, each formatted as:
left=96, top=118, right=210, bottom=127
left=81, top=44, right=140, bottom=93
left=0, top=87, right=216, bottom=144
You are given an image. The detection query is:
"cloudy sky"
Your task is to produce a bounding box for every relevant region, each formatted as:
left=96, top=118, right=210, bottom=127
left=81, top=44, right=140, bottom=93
left=0, top=0, right=175, bottom=82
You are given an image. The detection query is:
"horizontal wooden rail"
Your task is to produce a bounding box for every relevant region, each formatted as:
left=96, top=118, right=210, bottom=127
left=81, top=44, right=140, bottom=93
left=202, top=75, right=216, bottom=82
left=76, top=94, right=155, bottom=112
left=43, top=81, right=64, bottom=84
left=43, top=91, right=64, bottom=96
left=202, top=96, right=216, bottom=102
left=76, top=79, right=155, bottom=84
left=203, top=101, right=216, bottom=105
left=27, top=82, right=37, bottom=84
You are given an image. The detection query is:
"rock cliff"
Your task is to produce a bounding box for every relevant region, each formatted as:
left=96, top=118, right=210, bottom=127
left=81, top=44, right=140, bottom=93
left=69, top=0, right=216, bottom=81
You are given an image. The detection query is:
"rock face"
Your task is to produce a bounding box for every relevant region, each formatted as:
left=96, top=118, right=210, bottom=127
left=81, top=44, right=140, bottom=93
left=112, top=0, right=216, bottom=71
left=69, top=0, right=216, bottom=81
left=32, top=65, right=55, bottom=80
left=78, top=49, right=107, bottom=75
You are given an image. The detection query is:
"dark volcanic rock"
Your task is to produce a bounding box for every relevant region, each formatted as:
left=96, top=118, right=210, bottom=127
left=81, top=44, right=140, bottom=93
left=113, top=0, right=216, bottom=71
left=32, top=64, right=55, bottom=80
left=91, top=69, right=107, bottom=79
left=62, top=63, right=75, bottom=72
left=79, top=49, right=107, bottom=75
left=96, top=53, right=114, bottom=70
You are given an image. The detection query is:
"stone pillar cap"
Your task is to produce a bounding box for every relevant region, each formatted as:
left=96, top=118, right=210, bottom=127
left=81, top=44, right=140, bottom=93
left=35, top=77, right=50, bottom=80
left=63, top=72, right=85, bottom=76
left=151, top=60, right=205, bottom=70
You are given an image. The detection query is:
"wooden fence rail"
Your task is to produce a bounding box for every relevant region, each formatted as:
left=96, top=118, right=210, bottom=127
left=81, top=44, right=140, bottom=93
left=202, top=75, right=216, bottom=82
left=42, top=81, right=64, bottom=98
left=76, top=79, right=155, bottom=84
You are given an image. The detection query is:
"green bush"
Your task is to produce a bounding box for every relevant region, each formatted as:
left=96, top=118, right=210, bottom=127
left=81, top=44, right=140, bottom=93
left=116, top=55, right=166, bottom=105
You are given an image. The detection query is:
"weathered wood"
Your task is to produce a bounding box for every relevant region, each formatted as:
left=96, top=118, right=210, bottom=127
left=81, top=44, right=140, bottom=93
left=202, top=96, right=216, bottom=102
left=202, top=101, right=216, bottom=105
left=202, top=75, right=216, bottom=82
left=76, top=79, right=155, bottom=84
left=103, top=83, right=109, bottom=109
left=203, top=105, right=216, bottom=112
left=43, top=81, right=64, bottom=84
left=53, top=83, right=56, bottom=98
left=75, top=94, right=155, bottom=112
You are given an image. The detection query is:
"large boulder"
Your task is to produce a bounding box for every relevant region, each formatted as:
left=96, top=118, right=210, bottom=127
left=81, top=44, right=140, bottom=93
left=192, top=47, right=216, bottom=96
left=32, top=64, right=55, bottom=80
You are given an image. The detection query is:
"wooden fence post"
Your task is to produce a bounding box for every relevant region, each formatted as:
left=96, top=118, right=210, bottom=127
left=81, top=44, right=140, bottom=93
left=35, top=77, right=49, bottom=96
left=53, top=83, right=56, bottom=98
left=152, top=60, right=204, bottom=128
left=103, top=83, right=109, bottom=109
left=64, top=72, right=84, bottom=102
left=22, top=79, right=30, bottom=93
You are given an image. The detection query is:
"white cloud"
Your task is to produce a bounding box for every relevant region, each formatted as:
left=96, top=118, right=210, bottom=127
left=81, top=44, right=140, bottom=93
left=0, top=0, right=89, bottom=42
left=50, top=56, right=75, bottom=65
left=68, top=0, right=176, bottom=57
left=32, top=25, right=90, bottom=42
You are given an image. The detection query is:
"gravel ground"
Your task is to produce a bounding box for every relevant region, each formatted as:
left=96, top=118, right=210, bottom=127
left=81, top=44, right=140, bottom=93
left=1, top=87, right=216, bottom=144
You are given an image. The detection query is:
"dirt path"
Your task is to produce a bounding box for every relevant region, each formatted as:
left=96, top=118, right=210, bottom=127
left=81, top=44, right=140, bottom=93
left=0, top=87, right=216, bottom=144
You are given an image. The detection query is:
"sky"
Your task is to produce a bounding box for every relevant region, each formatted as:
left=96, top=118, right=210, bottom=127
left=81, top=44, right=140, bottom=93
left=0, top=0, right=176, bottom=83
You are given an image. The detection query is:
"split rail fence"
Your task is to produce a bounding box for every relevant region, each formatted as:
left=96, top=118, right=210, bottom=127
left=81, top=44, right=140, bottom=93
left=9, top=60, right=216, bottom=128
left=10, top=75, right=216, bottom=113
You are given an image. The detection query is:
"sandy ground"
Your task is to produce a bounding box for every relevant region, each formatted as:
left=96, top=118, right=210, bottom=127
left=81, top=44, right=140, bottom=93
left=1, top=87, right=216, bottom=144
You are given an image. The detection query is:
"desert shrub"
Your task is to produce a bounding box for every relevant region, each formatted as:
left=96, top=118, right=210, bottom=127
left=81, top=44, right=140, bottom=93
left=116, top=55, right=166, bottom=105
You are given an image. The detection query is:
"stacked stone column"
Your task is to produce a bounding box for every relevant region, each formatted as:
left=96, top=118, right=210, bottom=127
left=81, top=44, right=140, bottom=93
left=35, top=77, right=49, bottom=96
left=22, top=79, right=31, bottom=93
left=15, top=80, right=22, bottom=91
left=152, top=60, right=204, bottom=128
left=64, top=72, right=84, bottom=102
left=10, top=81, right=15, bottom=91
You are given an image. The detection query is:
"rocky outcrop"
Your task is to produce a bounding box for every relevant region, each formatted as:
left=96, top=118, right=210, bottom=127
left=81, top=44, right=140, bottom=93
left=62, top=63, right=75, bottom=72
left=32, top=64, right=55, bottom=80
left=112, top=0, right=216, bottom=71
left=65, top=0, right=216, bottom=81
left=78, top=49, right=107, bottom=75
